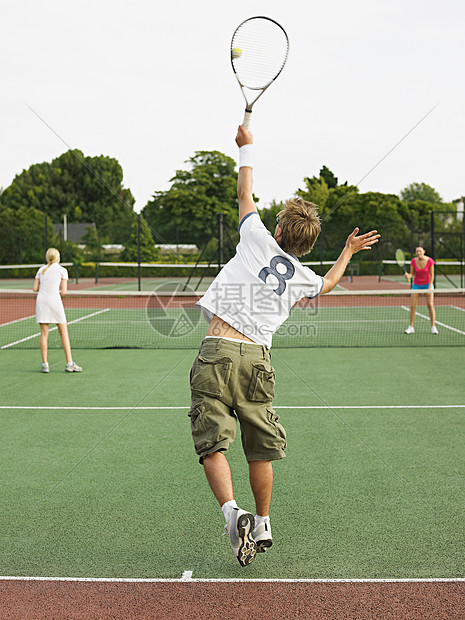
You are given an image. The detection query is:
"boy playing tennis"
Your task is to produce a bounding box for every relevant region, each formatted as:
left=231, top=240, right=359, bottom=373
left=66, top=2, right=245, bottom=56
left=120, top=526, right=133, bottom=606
left=189, top=125, right=379, bottom=566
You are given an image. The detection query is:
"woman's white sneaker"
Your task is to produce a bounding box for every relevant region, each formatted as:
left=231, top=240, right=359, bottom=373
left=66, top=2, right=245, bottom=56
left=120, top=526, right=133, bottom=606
left=404, top=326, right=415, bottom=334
left=431, top=326, right=438, bottom=334
left=41, top=363, right=50, bottom=373
left=65, top=362, right=82, bottom=372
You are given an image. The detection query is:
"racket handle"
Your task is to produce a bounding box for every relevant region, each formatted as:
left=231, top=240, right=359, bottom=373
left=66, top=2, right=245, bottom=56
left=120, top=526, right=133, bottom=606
left=242, top=110, right=252, bottom=129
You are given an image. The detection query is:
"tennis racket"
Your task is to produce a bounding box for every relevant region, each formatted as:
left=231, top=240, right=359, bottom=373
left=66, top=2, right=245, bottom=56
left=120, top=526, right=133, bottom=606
left=395, top=248, right=408, bottom=274
left=231, top=16, right=289, bottom=128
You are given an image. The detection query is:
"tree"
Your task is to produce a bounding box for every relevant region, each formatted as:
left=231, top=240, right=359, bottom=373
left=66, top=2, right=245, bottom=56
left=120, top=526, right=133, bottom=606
left=319, top=166, right=340, bottom=189
left=142, top=151, right=239, bottom=248
left=1, top=150, right=135, bottom=242
left=325, top=191, right=410, bottom=260
left=121, top=217, right=160, bottom=262
left=297, top=175, right=330, bottom=210
left=259, top=200, right=285, bottom=234
left=400, top=182, right=442, bottom=204
left=0, top=204, right=57, bottom=264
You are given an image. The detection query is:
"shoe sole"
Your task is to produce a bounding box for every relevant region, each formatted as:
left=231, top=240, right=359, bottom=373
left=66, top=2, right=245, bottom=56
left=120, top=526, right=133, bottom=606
left=256, top=539, right=273, bottom=553
left=236, top=513, right=257, bottom=567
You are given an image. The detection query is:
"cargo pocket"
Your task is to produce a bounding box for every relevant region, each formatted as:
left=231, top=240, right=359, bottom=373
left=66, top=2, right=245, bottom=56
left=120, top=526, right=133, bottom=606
left=267, top=407, right=286, bottom=449
left=188, top=401, right=207, bottom=453
left=247, top=363, right=275, bottom=402
left=190, top=355, right=232, bottom=397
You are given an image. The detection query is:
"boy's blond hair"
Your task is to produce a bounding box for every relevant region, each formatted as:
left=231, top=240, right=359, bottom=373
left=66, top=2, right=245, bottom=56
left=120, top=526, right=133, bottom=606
left=277, top=197, right=321, bottom=257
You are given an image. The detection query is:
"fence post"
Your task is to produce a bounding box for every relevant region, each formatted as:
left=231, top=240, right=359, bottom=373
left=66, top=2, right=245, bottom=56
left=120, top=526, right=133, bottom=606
left=410, top=211, right=414, bottom=255
left=217, top=212, right=224, bottom=275
left=137, top=215, right=141, bottom=292
left=44, top=213, right=48, bottom=257
left=430, top=211, right=436, bottom=286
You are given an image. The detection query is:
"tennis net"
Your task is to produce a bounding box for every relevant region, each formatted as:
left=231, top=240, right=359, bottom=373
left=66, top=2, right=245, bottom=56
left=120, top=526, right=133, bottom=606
left=1, top=288, right=464, bottom=349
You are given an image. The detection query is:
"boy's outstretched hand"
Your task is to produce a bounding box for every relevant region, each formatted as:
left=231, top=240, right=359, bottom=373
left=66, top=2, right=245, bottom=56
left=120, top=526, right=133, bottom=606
left=345, top=228, right=380, bottom=255
left=236, top=125, right=253, bottom=148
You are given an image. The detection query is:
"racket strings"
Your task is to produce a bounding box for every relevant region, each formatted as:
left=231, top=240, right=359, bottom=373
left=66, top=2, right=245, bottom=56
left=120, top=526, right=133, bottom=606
left=232, top=20, right=288, bottom=89
left=396, top=249, right=406, bottom=267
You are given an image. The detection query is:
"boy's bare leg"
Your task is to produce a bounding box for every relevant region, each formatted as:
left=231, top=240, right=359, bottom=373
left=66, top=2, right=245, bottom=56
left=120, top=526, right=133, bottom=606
left=249, top=460, right=273, bottom=516
left=203, top=452, right=234, bottom=506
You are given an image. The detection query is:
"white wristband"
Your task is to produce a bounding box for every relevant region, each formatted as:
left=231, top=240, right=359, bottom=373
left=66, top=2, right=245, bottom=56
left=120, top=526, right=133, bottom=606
left=239, top=144, right=253, bottom=169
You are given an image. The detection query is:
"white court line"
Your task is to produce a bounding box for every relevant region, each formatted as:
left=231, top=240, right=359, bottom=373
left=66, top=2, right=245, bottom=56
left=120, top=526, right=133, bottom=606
left=0, top=314, right=35, bottom=328
left=401, top=305, right=465, bottom=335
left=452, top=305, right=465, bottom=313
left=0, top=308, right=111, bottom=349
left=0, top=575, right=464, bottom=583
left=0, top=405, right=464, bottom=411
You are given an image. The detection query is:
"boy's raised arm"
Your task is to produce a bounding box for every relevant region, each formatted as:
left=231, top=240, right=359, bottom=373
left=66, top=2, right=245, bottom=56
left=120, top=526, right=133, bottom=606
left=235, top=125, right=258, bottom=223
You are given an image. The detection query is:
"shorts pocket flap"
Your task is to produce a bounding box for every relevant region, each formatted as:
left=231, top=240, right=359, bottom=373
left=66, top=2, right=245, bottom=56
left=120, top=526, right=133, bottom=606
left=190, top=355, right=232, bottom=397
left=247, top=363, right=275, bottom=402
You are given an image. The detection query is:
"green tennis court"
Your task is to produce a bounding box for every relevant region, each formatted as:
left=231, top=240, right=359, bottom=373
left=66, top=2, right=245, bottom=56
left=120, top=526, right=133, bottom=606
left=0, top=345, right=464, bottom=580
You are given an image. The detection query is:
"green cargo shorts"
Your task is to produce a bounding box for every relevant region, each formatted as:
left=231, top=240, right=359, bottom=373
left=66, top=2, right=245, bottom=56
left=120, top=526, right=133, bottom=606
left=188, top=337, right=286, bottom=464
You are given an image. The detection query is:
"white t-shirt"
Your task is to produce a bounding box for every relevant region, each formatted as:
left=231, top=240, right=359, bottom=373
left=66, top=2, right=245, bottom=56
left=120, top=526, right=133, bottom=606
left=197, top=212, right=323, bottom=348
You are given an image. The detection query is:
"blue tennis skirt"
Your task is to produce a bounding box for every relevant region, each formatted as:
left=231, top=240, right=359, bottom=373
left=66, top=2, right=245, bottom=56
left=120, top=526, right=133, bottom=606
left=412, top=283, right=434, bottom=290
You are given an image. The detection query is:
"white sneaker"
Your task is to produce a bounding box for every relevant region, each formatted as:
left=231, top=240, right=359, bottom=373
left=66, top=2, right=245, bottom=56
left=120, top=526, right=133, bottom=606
left=65, top=362, right=82, bottom=372
left=431, top=326, right=438, bottom=334
left=226, top=508, right=256, bottom=567
left=41, top=363, right=50, bottom=373
left=252, top=520, right=273, bottom=553
left=404, top=326, right=415, bottom=334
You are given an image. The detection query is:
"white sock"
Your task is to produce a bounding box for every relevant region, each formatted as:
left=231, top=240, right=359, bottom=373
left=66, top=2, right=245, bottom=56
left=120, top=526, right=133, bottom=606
left=254, top=514, right=270, bottom=526
left=221, top=500, right=238, bottom=524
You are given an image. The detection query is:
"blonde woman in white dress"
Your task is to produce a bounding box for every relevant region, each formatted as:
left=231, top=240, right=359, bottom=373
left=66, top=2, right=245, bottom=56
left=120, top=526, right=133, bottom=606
left=33, top=248, right=82, bottom=373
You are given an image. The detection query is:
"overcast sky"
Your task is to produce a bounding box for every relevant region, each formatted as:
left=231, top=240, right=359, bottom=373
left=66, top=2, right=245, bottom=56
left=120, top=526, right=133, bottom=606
left=2, top=0, right=464, bottom=216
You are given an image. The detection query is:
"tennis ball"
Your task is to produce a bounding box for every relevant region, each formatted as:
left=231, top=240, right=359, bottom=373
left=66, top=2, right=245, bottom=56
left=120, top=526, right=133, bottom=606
left=232, top=47, right=242, bottom=59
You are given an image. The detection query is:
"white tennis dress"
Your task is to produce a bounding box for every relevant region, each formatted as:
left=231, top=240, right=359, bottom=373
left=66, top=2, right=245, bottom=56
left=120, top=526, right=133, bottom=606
left=35, top=263, right=69, bottom=324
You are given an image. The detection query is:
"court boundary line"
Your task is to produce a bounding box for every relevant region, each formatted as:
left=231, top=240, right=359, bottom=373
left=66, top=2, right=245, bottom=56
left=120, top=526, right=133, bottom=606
left=0, top=308, right=111, bottom=350
left=1, top=575, right=464, bottom=583
left=401, top=305, right=465, bottom=335
left=0, top=314, right=36, bottom=328
left=0, top=405, right=464, bottom=411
